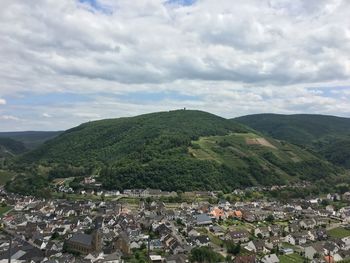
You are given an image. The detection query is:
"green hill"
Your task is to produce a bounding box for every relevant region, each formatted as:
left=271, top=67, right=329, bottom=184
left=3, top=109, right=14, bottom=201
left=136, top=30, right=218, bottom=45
left=0, top=131, right=62, bottom=150
left=235, top=114, right=350, bottom=168
left=7, top=110, right=341, bottom=195
left=0, top=137, right=27, bottom=157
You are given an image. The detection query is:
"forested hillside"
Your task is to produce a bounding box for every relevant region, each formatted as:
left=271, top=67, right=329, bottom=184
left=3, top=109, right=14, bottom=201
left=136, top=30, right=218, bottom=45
left=235, top=114, right=350, bottom=168
left=0, top=131, right=62, bottom=149
left=0, top=137, right=27, bottom=157
left=6, top=110, right=342, bottom=196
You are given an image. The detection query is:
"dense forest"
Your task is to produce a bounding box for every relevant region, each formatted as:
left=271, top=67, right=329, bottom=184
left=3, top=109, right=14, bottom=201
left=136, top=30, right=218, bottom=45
left=5, top=110, right=344, bottom=196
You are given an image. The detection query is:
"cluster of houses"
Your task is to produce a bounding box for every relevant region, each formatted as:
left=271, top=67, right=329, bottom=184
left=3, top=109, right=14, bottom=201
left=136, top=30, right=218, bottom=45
left=2, top=186, right=350, bottom=262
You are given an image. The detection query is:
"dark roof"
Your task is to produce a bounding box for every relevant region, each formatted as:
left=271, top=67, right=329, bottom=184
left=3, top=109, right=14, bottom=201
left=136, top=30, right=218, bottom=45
left=195, top=235, right=210, bottom=244
left=166, top=254, right=188, bottom=263
left=195, top=214, right=212, bottom=223
left=69, top=233, right=92, bottom=246
left=234, top=255, right=256, bottom=263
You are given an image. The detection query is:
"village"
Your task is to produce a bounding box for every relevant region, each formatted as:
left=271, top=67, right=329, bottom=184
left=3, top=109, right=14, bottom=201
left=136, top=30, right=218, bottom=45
left=2, top=184, right=350, bottom=263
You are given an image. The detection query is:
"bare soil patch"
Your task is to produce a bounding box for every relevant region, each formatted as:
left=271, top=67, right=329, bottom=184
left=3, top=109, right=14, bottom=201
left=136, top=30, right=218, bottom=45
left=246, top=138, right=277, bottom=149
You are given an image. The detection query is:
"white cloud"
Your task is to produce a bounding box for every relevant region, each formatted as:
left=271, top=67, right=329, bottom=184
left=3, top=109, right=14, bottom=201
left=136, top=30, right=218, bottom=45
left=0, top=115, right=19, bottom=121
left=0, top=98, right=6, bottom=105
left=42, top=113, right=52, bottom=118
left=0, top=0, right=349, bottom=130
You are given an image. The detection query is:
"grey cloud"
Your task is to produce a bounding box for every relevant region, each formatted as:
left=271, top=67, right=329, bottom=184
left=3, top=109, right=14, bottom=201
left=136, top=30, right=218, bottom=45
left=0, top=0, right=350, bottom=130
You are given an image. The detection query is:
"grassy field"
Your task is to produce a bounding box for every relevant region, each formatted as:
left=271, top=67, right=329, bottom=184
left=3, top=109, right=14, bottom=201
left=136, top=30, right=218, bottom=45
left=279, top=253, right=304, bottom=263
left=0, top=170, right=15, bottom=185
left=328, top=227, right=350, bottom=238
left=0, top=206, right=12, bottom=217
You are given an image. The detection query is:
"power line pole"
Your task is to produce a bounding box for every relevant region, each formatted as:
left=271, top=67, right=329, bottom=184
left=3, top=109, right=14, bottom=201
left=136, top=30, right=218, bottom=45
left=8, top=237, right=12, bottom=263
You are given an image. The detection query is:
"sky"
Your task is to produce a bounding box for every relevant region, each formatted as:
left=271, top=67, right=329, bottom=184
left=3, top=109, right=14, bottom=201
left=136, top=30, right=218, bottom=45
left=0, top=0, right=350, bottom=131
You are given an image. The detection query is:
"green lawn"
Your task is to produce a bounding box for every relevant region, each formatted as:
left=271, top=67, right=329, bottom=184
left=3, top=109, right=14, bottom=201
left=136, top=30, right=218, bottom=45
left=0, top=206, right=12, bottom=217
left=281, top=243, right=301, bottom=252
left=279, top=253, right=304, bottom=263
left=208, top=231, right=224, bottom=246
left=196, top=227, right=224, bottom=246
left=328, top=227, right=350, bottom=238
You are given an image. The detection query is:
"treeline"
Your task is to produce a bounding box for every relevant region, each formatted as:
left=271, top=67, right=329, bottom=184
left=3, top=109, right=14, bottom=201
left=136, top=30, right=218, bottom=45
left=98, top=156, right=288, bottom=192
left=5, top=174, right=51, bottom=198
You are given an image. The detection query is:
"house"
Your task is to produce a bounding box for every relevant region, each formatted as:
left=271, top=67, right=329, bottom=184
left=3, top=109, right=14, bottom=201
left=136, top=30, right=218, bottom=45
left=218, top=199, right=231, bottom=209
left=255, top=227, right=270, bottom=238
left=334, top=250, right=350, bottom=262
left=226, top=229, right=250, bottom=243
left=230, top=210, right=243, bottom=219
left=150, top=239, right=163, bottom=250
left=261, top=254, right=279, bottom=263
left=210, top=225, right=225, bottom=237
left=102, top=252, right=123, bottom=262
left=299, top=218, right=316, bottom=229
left=286, top=232, right=307, bottom=245
left=304, top=245, right=318, bottom=260
left=242, top=211, right=256, bottom=222
left=155, top=223, right=172, bottom=236
left=165, top=210, right=177, bottom=221
left=327, top=193, right=341, bottom=201
left=315, top=228, right=328, bottom=241
left=149, top=254, right=164, bottom=262
left=269, top=225, right=281, bottom=236
left=324, top=242, right=339, bottom=256
left=192, top=236, right=210, bottom=247
left=288, top=222, right=300, bottom=233
left=195, top=214, right=212, bottom=226
left=265, top=237, right=282, bottom=250
left=245, top=240, right=266, bottom=253
left=234, top=255, right=257, bottom=263
left=166, top=254, right=188, bottom=263
left=209, top=208, right=225, bottom=220
left=284, top=234, right=295, bottom=246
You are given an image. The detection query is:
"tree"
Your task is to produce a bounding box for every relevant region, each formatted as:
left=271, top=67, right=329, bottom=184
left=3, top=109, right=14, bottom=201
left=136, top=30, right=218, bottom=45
left=190, top=247, right=224, bottom=262
left=51, top=232, right=59, bottom=240
left=266, top=214, right=274, bottom=223
left=226, top=241, right=241, bottom=255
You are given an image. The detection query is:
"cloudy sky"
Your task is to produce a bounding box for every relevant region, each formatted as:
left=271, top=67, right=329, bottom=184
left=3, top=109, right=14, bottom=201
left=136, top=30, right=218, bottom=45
left=0, top=0, right=350, bottom=131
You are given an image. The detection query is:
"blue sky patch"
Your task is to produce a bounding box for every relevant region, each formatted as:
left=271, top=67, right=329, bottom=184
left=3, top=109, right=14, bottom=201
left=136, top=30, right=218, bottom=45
left=166, top=0, right=197, bottom=6
left=78, top=0, right=112, bottom=14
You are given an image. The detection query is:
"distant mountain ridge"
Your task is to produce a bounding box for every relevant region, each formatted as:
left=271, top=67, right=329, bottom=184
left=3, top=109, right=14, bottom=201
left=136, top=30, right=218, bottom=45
left=0, top=137, right=27, bottom=157
left=6, top=110, right=341, bottom=196
left=235, top=113, right=350, bottom=168
left=0, top=131, right=62, bottom=149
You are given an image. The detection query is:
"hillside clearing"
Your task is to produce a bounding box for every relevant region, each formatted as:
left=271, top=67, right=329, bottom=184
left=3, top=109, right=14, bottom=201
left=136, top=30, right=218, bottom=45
left=246, top=137, right=277, bottom=149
